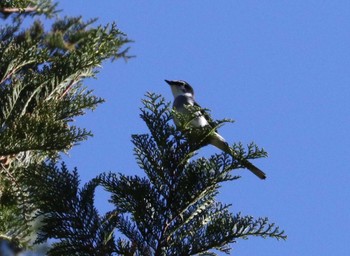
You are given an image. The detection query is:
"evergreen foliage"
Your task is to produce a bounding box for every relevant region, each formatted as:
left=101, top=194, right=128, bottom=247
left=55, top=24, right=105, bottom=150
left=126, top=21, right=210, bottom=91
left=0, top=0, right=130, bottom=252
left=21, top=162, right=118, bottom=255
left=97, top=93, right=286, bottom=255
left=19, top=93, right=285, bottom=255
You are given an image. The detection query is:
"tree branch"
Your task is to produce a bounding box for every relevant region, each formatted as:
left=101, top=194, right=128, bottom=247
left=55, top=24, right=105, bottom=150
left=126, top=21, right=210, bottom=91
left=0, top=6, right=37, bottom=14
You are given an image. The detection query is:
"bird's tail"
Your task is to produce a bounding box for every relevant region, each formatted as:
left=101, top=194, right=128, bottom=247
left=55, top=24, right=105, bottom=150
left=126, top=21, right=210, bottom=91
left=210, top=133, right=267, bottom=180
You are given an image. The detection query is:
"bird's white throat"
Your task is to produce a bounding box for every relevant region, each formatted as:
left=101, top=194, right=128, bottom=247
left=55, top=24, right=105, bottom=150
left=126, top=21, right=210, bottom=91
left=171, top=89, right=193, bottom=99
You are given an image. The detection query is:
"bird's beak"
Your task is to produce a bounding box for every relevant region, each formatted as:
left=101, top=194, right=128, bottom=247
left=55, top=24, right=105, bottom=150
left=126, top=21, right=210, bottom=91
left=164, top=79, right=173, bottom=86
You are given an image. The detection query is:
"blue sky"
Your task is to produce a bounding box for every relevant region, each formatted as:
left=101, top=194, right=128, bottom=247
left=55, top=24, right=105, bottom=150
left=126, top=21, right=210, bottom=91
left=57, top=1, right=350, bottom=255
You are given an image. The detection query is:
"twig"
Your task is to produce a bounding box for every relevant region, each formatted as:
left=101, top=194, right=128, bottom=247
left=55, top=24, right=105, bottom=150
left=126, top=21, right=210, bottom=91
left=0, top=6, right=37, bottom=14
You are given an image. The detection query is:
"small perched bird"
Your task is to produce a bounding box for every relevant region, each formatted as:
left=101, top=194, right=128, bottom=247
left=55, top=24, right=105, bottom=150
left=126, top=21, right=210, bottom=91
left=165, top=79, right=266, bottom=180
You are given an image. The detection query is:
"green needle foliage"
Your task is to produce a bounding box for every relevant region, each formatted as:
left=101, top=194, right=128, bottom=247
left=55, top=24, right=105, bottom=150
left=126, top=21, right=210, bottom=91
left=0, top=0, right=130, bottom=252
left=21, top=162, right=119, bottom=255
left=19, top=93, right=285, bottom=255
left=98, top=93, right=286, bottom=255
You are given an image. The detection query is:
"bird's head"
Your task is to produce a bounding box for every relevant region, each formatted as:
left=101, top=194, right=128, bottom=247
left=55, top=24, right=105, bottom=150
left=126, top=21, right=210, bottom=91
left=165, top=80, right=194, bottom=98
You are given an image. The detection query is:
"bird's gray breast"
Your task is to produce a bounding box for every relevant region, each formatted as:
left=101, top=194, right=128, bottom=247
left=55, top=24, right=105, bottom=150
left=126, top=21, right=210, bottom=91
left=173, top=95, right=209, bottom=128
left=173, top=95, right=194, bottom=112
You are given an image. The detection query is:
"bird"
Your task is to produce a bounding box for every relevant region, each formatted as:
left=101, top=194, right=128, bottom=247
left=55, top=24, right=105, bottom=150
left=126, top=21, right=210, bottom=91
left=165, top=79, right=266, bottom=180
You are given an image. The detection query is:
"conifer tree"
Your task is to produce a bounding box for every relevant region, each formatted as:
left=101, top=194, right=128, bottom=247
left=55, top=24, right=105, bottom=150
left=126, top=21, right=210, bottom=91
left=97, top=93, right=286, bottom=255
left=0, top=0, right=130, bottom=253
left=21, top=93, right=285, bottom=255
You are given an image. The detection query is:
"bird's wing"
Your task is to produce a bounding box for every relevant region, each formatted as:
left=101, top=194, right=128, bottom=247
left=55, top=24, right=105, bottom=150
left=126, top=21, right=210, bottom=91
left=193, top=101, right=217, bottom=130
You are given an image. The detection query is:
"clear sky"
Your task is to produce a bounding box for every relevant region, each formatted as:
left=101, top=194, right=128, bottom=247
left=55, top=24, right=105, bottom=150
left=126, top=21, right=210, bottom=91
left=57, top=1, right=350, bottom=255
